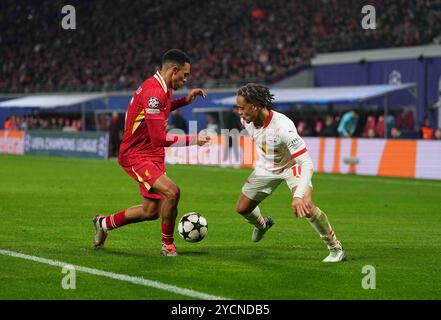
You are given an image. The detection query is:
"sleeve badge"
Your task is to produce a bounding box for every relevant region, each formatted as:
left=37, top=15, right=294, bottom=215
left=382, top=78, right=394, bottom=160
left=148, top=97, right=160, bottom=108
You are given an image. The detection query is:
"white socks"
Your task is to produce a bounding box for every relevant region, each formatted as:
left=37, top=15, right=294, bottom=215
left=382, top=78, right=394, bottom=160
left=307, top=207, right=341, bottom=250
left=100, top=218, right=108, bottom=232
left=243, top=206, right=266, bottom=229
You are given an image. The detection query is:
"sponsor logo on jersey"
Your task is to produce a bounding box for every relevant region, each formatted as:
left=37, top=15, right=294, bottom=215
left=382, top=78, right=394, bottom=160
left=287, top=137, right=302, bottom=149
left=146, top=109, right=160, bottom=114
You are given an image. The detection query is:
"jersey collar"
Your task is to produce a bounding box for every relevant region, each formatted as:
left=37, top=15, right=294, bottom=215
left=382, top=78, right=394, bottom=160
left=153, top=71, right=168, bottom=93
left=263, top=109, right=274, bottom=128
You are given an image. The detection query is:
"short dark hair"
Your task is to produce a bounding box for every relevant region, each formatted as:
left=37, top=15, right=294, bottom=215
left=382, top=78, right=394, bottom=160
left=161, top=49, right=191, bottom=68
left=237, top=83, right=275, bottom=108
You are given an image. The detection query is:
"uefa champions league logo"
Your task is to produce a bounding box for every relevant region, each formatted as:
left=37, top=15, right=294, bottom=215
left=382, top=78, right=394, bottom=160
left=148, top=97, right=160, bottom=108
left=388, top=70, right=402, bottom=85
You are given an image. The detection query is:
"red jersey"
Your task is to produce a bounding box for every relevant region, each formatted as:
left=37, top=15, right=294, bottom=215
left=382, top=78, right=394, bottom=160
left=118, top=71, right=188, bottom=166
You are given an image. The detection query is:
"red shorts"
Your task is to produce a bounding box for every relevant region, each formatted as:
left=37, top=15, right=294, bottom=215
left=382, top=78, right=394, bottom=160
left=120, top=160, right=165, bottom=199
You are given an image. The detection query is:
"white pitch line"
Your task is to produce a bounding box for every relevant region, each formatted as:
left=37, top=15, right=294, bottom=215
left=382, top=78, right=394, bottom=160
left=0, top=249, right=229, bottom=300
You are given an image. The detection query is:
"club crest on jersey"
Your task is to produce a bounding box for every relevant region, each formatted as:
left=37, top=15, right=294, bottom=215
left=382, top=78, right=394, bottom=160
left=148, top=97, right=160, bottom=108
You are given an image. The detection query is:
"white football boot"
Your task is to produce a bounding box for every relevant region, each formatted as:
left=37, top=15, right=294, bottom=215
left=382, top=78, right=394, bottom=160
left=322, top=243, right=346, bottom=263
left=92, top=214, right=108, bottom=247
left=252, top=216, right=275, bottom=242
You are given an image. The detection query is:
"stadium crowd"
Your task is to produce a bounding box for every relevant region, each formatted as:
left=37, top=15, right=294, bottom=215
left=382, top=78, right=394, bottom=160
left=3, top=114, right=82, bottom=132
left=197, top=107, right=441, bottom=140
left=4, top=107, right=441, bottom=142
left=1, top=0, right=441, bottom=93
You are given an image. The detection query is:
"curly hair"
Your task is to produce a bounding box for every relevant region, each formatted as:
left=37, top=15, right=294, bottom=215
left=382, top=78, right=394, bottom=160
left=237, top=83, right=275, bottom=108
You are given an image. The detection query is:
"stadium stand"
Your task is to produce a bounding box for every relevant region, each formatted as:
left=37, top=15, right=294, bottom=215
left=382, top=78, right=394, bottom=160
left=1, top=0, right=441, bottom=93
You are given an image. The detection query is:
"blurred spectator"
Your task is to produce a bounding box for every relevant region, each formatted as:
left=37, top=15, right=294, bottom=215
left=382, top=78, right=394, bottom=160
left=74, top=119, right=83, bottom=132
left=296, top=119, right=306, bottom=136
left=367, top=128, right=376, bottom=138
left=391, top=127, right=402, bottom=139
left=314, top=117, right=324, bottom=136
left=322, top=115, right=338, bottom=137
left=57, top=117, right=64, bottom=129
left=420, top=118, right=433, bottom=139
left=4, top=117, right=11, bottom=130
left=49, top=117, right=58, bottom=130
left=434, top=128, right=441, bottom=140
left=337, top=109, right=359, bottom=138
left=386, top=114, right=395, bottom=137
left=169, top=110, right=188, bottom=133
left=18, top=116, right=28, bottom=131
left=362, top=114, right=377, bottom=138
left=6, top=116, right=17, bottom=130
left=402, top=110, right=415, bottom=131
left=62, top=119, right=76, bottom=132
left=394, top=110, right=403, bottom=129
left=375, top=115, right=385, bottom=138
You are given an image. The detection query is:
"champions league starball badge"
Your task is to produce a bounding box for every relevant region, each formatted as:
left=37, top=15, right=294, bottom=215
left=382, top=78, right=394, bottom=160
left=148, top=97, right=160, bottom=108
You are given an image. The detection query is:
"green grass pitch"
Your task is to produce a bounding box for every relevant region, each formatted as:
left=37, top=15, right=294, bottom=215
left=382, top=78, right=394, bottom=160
left=1, top=154, right=440, bottom=299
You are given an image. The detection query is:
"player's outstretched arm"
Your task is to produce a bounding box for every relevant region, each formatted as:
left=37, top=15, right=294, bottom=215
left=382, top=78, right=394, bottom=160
left=147, top=119, right=211, bottom=148
left=281, top=126, right=315, bottom=217
left=291, top=152, right=314, bottom=218
left=171, top=88, right=207, bottom=111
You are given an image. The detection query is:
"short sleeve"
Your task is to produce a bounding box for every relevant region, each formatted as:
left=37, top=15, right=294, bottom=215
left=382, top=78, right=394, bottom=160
left=281, top=124, right=307, bottom=159
left=143, top=88, right=167, bottom=120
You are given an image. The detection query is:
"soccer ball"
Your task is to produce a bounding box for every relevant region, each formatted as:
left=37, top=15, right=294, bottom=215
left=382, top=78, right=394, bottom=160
left=178, top=212, right=208, bottom=243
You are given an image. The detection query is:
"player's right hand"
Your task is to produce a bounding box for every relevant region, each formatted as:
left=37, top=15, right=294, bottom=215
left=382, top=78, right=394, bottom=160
left=291, top=197, right=312, bottom=218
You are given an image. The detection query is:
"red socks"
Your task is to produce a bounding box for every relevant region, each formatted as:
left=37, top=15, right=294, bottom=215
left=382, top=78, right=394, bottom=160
left=104, top=210, right=127, bottom=230
left=102, top=210, right=175, bottom=245
left=161, top=222, right=175, bottom=245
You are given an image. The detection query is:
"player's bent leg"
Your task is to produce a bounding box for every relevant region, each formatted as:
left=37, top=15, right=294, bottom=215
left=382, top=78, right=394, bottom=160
left=152, top=174, right=181, bottom=256
left=292, top=186, right=345, bottom=262
left=236, top=192, right=274, bottom=243
left=125, top=197, right=161, bottom=222
left=236, top=192, right=260, bottom=215
left=92, top=209, right=126, bottom=248
left=92, top=198, right=160, bottom=248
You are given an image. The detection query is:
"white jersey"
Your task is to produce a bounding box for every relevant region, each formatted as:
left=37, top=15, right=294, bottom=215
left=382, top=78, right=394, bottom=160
left=242, top=110, right=307, bottom=174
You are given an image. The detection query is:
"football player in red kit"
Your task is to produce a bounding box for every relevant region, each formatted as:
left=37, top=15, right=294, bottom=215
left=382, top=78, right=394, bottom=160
left=92, top=49, right=210, bottom=256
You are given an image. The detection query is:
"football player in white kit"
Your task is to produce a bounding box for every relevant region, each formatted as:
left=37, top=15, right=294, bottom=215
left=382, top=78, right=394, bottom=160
left=234, top=83, right=345, bottom=262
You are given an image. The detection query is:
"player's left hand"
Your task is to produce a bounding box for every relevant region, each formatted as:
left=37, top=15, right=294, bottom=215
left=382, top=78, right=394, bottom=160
left=185, top=88, right=207, bottom=104
left=197, top=131, right=212, bottom=146
left=291, top=197, right=312, bottom=218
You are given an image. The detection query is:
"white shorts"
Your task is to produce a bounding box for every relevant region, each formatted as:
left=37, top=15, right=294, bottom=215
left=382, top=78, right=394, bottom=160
left=241, top=166, right=313, bottom=202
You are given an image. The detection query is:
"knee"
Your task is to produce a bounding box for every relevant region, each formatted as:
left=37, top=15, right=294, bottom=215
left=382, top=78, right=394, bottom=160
left=163, top=185, right=181, bottom=203
left=140, top=206, right=159, bottom=221
left=236, top=203, right=251, bottom=216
